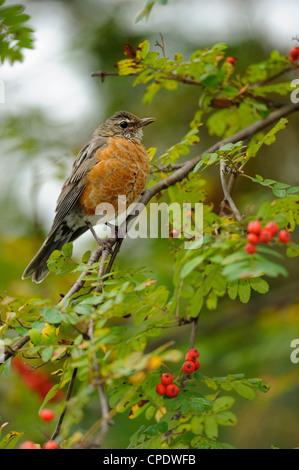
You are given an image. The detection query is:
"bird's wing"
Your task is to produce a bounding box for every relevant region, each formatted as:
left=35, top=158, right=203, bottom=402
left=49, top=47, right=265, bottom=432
left=48, top=137, right=108, bottom=236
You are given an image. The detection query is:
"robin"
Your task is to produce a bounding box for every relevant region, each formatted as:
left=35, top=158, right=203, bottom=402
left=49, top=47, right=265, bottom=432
left=22, top=111, right=156, bottom=283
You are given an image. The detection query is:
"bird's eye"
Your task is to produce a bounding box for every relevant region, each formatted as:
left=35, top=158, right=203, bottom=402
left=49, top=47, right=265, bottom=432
left=120, top=121, right=128, bottom=129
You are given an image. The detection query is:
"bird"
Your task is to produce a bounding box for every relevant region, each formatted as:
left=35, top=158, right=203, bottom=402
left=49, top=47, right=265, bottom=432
left=22, top=110, right=156, bottom=283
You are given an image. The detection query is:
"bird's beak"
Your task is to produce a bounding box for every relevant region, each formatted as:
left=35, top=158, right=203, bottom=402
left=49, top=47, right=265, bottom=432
left=137, top=117, right=157, bottom=127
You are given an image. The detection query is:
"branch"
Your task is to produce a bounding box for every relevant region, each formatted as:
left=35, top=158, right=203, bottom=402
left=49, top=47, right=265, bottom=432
left=50, top=367, right=77, bottom=441
left=219, top=159, right=243, bottom=221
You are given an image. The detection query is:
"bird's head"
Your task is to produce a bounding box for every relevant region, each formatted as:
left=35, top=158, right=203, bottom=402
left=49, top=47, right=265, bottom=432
left=94, top=111, right=156, bottom=141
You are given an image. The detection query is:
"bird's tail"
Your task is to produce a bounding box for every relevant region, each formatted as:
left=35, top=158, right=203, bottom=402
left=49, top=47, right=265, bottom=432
left=22, top=225, right=88, bottom=283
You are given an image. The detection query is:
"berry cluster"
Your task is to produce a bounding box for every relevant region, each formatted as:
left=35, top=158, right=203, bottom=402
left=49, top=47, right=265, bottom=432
left=19, top=409, right=58, bottom=449
left=156, top=348, right=200, bottom=398
left=20, top=440, right=59, bottom=449
left=244, top=220, right=291, bottom=255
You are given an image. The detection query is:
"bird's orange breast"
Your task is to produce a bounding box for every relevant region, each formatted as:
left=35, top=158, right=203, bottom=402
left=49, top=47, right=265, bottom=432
left=79, top=137, right=150, bottom=216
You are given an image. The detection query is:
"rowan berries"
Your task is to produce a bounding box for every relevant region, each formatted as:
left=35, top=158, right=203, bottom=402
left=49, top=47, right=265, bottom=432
left=278, top=229, right=291, bottom=244
left=43, top=440, right=59, bottom=449
left=20, top=441, right=39, bottom=449
left=165, top=384, right=180, bottom=398
left=182, top=361, right=195, bottom=374
left=244, top=243, right=256, bottom=254
left=161, top=373, right=173, bottom=386
left=259, top=229, right=273, bottom=243
left=247, top=233, right=259, bottom=244
left=225, top=56, right=236, bottom=66
left=39, top=409, right=55, bottom=422
left=247, top=220, right=262, bottom=234
left=185, top=350, right=197, bottom=362
left=156, top=383, right=166, bottom=395
left=265, top=222, right=279, bottom=235
left=289, top=47, right=299, bottom=62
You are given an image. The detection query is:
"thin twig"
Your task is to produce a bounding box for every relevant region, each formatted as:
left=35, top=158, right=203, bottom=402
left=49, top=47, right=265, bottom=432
left=50, top=367, right=78, bottom=441
left=219, top=158, right=243, bottom=221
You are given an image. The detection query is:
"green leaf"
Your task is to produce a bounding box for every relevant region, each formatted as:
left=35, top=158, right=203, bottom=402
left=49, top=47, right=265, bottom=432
left=227, top=281, right=239, bottom=300
left=232, top=382, right=255, bottom=400
left=238, top=280, right=251, bottom=303
left=42, top=308, right=62, bottom=324
left=204, top=415, right=218, bottom=439
left=216, top=411, right=237, bottom=426
left=41, top=346, right=53, bottom=362
left=29, top=328, right=42, bottom=345
left=180, top=256, right=204, bottom=279
left=62, top=242, right=73, bottom=258
left=212, top=396, right=235, bottom=413
left=39, top=384, right=61, bottom=410
left=249, top=277, right=269, bottom=294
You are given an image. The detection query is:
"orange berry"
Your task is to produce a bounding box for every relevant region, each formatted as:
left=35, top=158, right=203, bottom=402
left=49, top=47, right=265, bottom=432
left=225, top=56, right=236, bottom=66
left=161, top=373, right=173, bottom=386
left=247, top=233, right=259, bottom=244
left=182, top=361, right=195, bottom=374
left=247, top=220, right=262, bottom=234
left=20, top=441, right=39, bottom=449
left=244, top=243, right=256, bottom=254
left=289, top=47, right=299, bottom=62
left=43, top=440, right=59, bottom=449
left=165, top=384, right=180, bottom=398
left=156, top=383, right=166, bottom=395
left=39, top=409, right=55, bottom=422
left=259, top=229, right=273, bottom=243
left=265, top=222, right=279, bottom=235
left=278, top=229, right=291, bottom=244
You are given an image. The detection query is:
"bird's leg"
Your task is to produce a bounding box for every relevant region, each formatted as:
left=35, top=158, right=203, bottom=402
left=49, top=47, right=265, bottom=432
left=105, top=221, right=118, bottom=239
left=85, top=220, right=114, bottom=254
left=85, top=220, right=102, bottom=245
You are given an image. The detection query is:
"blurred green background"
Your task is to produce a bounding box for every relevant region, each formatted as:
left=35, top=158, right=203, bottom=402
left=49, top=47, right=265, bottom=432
left=0, top=0, right=299, bottom=449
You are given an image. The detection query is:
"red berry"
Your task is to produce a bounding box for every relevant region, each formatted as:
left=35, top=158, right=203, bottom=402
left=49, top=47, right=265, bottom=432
left=259, top=229, right=273, bottom=243
left=161, top=373, right=173, bottom=386
left=265, top=222, right=279, bottom=235
left=165, top=384, right=180, bottom=398
left=278, top=229, right=291, bottom=244
left=20, top=441, right=39, bottom=449
left=247, top=233, right=259, bottom=244
left=247, top=220, right=262, bottom=235
left=225, top=56, right=236, bottom=66
left=289, top=47, right=299, bottom=62
left=194, top=360, right=201, bottom=370
left=39, top=409, right=55, bottom=422
left=156, top=383, right=166, bottom=395
left=185, top=351, right=197, bottom=362
left=43, top=440, right=59, bottom=449
left=188, top=348, right=200, bottom=358
left=182, top=361, right=195, bottom=374
left=244, top=243, right=256, bottom=255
